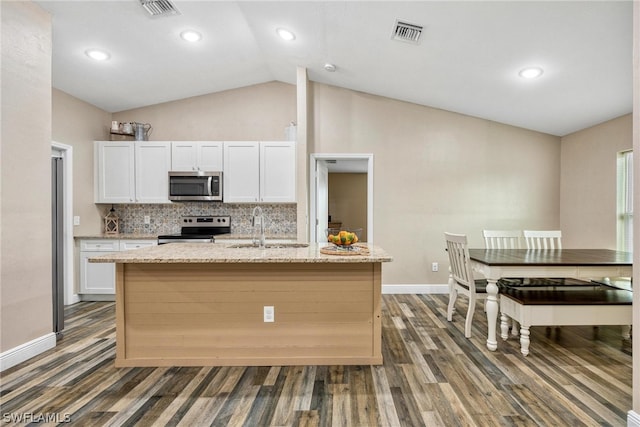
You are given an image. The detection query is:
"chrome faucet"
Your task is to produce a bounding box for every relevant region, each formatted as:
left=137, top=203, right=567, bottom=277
left=252, top=206, right=266, bottom=248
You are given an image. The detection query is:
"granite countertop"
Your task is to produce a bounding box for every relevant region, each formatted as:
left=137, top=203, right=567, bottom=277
left=89, top=242, right=392, bottom=264
left=75, top=233, right=158, bottom=240
left=75, top=234, right=297, bottom=241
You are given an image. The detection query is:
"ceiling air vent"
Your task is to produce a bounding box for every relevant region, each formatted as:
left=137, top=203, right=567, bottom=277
left=392, top=20, right=423, bottom=44
left=139, top=0, right=180, bottom=17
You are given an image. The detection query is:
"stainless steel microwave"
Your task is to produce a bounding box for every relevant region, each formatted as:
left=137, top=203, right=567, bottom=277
left=168, top=171, right=222, bottom=201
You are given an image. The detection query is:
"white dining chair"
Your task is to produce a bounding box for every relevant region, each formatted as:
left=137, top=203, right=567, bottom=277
left=483, top=230, right=523, bottom=336
left=445, top=232, right=488, bottom=338
left=523, top=230, right=562, bottom=249
left=483, top=230, right=522, bottom=249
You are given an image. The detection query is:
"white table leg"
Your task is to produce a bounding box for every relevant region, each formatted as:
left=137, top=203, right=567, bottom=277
left=511, top=319, right=520, bottom=337
left=486, top=279, right=499, bottom=351
left=622, top=325, right=631, bottom=340
left=500, top=312, right=509, bottom=340
left=520, top=326, right=530, bottom=356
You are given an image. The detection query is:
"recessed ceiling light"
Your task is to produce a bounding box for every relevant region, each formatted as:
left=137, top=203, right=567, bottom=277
left=85, top=49, right=110, bottom=61
left=276, top=28, right=296, bottom=41
left=180, top=30, right=202, bottom=42
left=324, top=63, right=336, bottom=72
left=519, top=67, right=544, bottom=79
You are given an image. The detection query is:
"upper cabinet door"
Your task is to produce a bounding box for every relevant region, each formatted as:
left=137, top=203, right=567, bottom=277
left=197, top=142, right=223, bottom=171
left=171, top=142, right=198, bottom=171
left=223, top=141, right=260, bottom=203
left=95, top=141, right=135, bottom=203
left=171, top=141, right=223, bottom=171
left=260, top=141, right=296, bottom=203
left=135, top=142, right=172, bottom=203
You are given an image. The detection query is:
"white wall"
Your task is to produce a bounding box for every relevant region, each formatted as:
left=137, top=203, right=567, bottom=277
left=310, top=83, right=561, bottom=286
left=560, top=114, right=632, bottom=249
left=1, top=2, right=53, bottom=353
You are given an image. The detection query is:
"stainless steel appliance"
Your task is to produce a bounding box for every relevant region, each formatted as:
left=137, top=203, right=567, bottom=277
left=169, top=171, right=222, bottom=201
left=51, top=156, right=64, bottom=338
left=158, top=216, right=231, bottom=244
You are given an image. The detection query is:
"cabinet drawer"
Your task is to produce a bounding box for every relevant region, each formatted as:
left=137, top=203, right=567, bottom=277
left=80, top=240, right=119, bottom=251
left=119, top=240, right=157, bottom=251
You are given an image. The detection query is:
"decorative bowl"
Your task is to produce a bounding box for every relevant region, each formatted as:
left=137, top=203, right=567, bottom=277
left=326, top=228, right=362, bottom=246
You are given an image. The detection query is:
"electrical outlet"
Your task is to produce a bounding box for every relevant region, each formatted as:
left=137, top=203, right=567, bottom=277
left=432, top=262, right=439, bottom=272
left=263, top=306, right=274, bottom=322
left=144, top=215, right=150, bottom=225
left=73, top=216, right=80, bottom=226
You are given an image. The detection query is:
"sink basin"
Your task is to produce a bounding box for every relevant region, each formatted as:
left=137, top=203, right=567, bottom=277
left=228, top=242, right=309, bottom=249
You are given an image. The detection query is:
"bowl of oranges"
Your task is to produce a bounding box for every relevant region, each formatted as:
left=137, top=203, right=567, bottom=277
left=326, top=228, right=362, bottom=247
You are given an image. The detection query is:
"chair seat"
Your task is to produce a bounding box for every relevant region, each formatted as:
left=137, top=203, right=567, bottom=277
left=498, top=277, right=591, bottom=288
left=456, top=279, right=488, bottom=293
left=500, top=283, right=632, bottom=305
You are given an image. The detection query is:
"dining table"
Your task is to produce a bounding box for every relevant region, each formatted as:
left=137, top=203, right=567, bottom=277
left=467, top=248, right=633, bottom=351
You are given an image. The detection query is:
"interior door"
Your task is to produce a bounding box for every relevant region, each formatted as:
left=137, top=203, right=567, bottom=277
left=315, top=160, right=329, bottom=243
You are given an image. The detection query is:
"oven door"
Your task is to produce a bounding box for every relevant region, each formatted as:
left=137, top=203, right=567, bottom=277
left=157, top=232, right=217, bottom=244
left=168, top=172, right=222, bottom=201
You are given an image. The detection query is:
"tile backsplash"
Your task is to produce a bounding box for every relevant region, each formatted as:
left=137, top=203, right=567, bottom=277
left=105, top=203, right=297, bottom=236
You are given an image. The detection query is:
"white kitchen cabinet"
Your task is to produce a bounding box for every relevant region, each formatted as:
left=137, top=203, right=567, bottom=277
left=171, top=141, right=223, bottom=171
left=80, top=239, right=157, bottom=298
left=223, top=141, right=261, bottom=203
left=260, top=141, right=296, bottom=203
left=119, top=239, right=157, bottom=251
left=223, top=141, right=296, bottom=203
left=95, top=141, right=171, bottom=203
left=94, top=142, right=135, bottom=203
left=135, top=142, right=172, bottom=203
left=79, top=240, right=118, bottom=295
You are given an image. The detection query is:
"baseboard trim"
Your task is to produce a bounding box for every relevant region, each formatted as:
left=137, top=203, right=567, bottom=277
left=0, top=333, right=56, bottom=372
left=382, top=284, right=449, bottom=294
left=628, top=410, right=640, bottom=427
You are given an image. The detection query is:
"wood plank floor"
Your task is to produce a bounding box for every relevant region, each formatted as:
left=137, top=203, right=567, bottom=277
left=0, top=294, right=631, bottom=426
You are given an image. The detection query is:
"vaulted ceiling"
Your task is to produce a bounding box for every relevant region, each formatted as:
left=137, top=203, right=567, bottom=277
left=37, top=1, right=633, bottom=136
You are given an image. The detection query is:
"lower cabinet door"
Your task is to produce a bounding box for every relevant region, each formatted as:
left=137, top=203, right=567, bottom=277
left=80, top=251, right=115, bottom=294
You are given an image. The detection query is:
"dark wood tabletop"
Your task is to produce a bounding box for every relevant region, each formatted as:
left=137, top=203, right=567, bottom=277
left=468, top=249, right=633, bottom=266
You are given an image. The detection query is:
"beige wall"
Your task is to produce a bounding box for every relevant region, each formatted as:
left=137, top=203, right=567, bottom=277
left=560, top=114, right=633, bottom=249
left=310, top=83, right=562, bottom=285
left=112, top=82, right=296, bottom=141
left=53, top=89, right=112, bottom=235
left=328, top=173, right=368, bottom=242
left=1, top=2, right=53, bottom=351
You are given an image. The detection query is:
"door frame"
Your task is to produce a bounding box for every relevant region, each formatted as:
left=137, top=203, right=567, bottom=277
left=309, top=153, right=374, bottom=244
left=51, top=141, right=78, bottom=306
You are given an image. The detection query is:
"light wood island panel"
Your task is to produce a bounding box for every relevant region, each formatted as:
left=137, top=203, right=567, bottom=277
left=115, top=262, right=382, bottom=367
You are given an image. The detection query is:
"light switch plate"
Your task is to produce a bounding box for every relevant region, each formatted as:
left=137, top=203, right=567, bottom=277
left=73, top=216, right=80, bottom=226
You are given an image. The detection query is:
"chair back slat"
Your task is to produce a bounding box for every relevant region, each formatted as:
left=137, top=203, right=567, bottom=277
left=445, top=232, right=475, bottom=291
left=483, top=230, right=522, bottom=249
left=523, top=230, right=562, bottom=250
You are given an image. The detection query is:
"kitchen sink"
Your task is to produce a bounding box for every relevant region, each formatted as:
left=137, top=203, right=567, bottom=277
left=227, top=242, right=309, bottom=249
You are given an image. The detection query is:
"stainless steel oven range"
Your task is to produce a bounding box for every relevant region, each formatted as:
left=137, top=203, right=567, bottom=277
left=157, top=216, right=231, bottom=244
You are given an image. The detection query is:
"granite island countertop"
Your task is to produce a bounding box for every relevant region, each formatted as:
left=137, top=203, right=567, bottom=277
left=89, top=242, right=392, bottom=264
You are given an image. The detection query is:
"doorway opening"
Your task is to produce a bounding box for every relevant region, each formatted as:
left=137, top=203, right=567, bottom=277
left=309, top=154, right=374, bottom=244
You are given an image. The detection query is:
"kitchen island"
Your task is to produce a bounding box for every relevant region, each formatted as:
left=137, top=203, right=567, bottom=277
left=91, top=242, right=392, bottom=367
